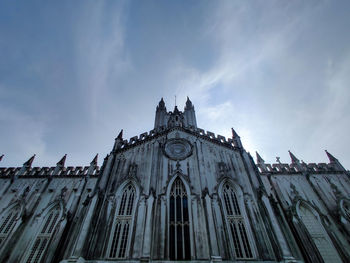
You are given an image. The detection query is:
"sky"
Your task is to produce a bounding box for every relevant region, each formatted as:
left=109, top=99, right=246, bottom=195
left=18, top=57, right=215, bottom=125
left=1, top=0, right=350, bottom=169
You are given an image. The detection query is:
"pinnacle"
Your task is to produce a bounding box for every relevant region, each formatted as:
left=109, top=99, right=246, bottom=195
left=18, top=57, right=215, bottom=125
left=91, top=154, right=98, bottom=165
left=256, top=151, right=265, bottom=164
left=288, top=151, right=300, bottom=163
left=325, top=150, right=337, bottom=162
left=57, top=154, right=67, bottom=166
left=23, top=154, right=36, bottom=167
left=117, top=129, right=123, bottom=139
left=231, top=128, right=239, bottom=138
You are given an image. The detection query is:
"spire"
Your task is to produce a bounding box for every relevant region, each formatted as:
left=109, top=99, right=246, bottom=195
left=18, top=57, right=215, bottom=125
left=256, top=151, right=265, bottom=164
left=57, top=154, right=67, bottom=167
left=0, top=154, right=3, bottom=162
left=23, top=154, right=35, bottom=167
left=90, top=154, right=98, bottom=166
left=288, top=151, right=300, bottom=163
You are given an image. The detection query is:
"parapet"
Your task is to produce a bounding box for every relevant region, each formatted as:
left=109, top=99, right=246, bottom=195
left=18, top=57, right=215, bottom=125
left=115, top=126, right=238, bottom=152
left=0, top=165, right=100, bottom=178
left=257, top=161, right=344, bottom=174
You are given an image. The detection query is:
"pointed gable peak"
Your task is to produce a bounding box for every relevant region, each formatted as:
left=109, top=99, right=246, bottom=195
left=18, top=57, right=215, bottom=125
left=256, top=151, right=265, bottom=164
left=57, top=154, right=67, bottom=166
left=173, top=105, right=180, bottom=114
left=91, top=154, right=98, bottom=165
left=288, top=150, right=300, bottom=163
left=23, top=154, right=36, bottom=167
left=325, top=150, right=338, bottom=162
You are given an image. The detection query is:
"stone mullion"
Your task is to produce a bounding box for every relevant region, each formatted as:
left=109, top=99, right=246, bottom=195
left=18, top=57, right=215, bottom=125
left=260, top=194, right=295, bottom=261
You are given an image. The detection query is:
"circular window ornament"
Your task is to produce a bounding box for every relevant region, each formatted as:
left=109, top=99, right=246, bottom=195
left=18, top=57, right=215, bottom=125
left=163, top=138, right=193, bottom=160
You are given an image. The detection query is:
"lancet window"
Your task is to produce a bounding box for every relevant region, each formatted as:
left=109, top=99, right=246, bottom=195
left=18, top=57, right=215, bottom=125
left=222, top=183, right=253, bottom=259
left=298, top=203, right=341, bottom=263
left=108, top=184, right=136, bottom=259
left=25, top=204, right=61, bottom=263
left=169, top=178, right=191, bottom=260
left=342, top=200, right=350, bottom=220
left=0, top=204, right=20, bottom=247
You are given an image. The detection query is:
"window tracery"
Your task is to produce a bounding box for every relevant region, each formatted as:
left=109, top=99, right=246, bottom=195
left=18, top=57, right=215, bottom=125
left=221, top=183, right=253, bottom=259
left=25, top=205, right=61, bottom=263
left=169, top=178, right=191, bottom=260
left=298, top=203, right=341, bottom=263
left=108, top=184, right=136, bottom=259
left=0, top=204, right=20, bottom=247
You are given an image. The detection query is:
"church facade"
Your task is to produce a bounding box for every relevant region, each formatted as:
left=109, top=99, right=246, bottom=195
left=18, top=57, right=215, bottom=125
left=0, top=98, right=349, bottom=263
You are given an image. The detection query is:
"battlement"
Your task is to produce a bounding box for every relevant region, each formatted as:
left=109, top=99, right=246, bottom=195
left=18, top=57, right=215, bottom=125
left=116, top=126, right=238, bottom=151
left=257, top=162, right=344, bottom=174
left=0, top=165, right=100, bottom=178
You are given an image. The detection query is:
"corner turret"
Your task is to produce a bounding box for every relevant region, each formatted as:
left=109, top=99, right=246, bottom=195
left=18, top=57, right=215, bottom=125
left=154, top=98, right=168, bottom=129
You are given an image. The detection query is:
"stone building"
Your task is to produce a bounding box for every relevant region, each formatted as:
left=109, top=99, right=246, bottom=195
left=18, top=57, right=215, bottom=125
left=0, top=98, right=349, bottom=263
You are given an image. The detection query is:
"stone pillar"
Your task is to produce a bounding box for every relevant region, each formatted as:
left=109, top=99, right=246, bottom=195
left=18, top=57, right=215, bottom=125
left=141, top=194, right=155, bottom=261
left=159, top=195, right=167, bottom=259
left=133, top=196, right=146, bottom=258
left=261, top=194, right=296, bottom=262
left=204, top=194, right=221, bottom=261
left=71, top=194, right=98, bottom=258
left=212, top=194, right=226, bottom=258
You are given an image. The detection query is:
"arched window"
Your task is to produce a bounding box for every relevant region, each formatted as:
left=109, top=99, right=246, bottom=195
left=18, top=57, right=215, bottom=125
left=0, top=204, right=21, bottom=247
left=25, top=204, right=61, bottom=263
left=108, top=184, right=136, bottom=259
left=298, top=203, right=342, bottom=263
left=221, top=183, right=253, bottom=259
left=169, top=178, right=190, bottom=260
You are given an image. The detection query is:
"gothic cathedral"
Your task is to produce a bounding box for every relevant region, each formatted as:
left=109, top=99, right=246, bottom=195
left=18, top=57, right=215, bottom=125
left=0, top=98, right=349, bottom=263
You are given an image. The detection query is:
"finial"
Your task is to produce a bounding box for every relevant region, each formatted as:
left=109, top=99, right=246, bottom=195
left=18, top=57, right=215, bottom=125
left=57, top=154, right=67, bottom=166
left=276, top=157, right=281, bottom=164
left=175, top=95, right=177, bottom=107
left=23, top=154, right=36, bottom=167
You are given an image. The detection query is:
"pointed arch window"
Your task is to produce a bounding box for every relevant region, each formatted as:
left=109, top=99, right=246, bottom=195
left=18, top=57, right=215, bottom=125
left=298, top=203, right=342, bottom=263
left=169, top=178, right=191, bottom=260
left=0, top=204, right=21, bottom=247
left=222, top=183, right=253, bottom=259
left=108, top=184, right=136, bottom=259
left=25, top=204, right=61, bottom=263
